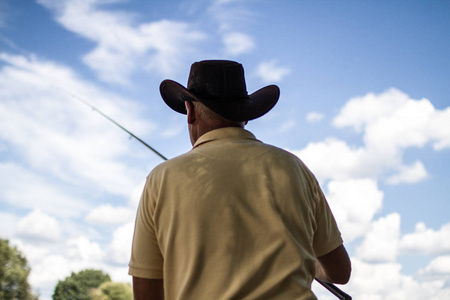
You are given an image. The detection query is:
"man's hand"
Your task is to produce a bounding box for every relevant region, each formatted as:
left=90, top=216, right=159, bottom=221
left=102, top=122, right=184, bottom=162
left=316, top=244, right=351, bottom=284
left=132, top=277, right=164, bottom=300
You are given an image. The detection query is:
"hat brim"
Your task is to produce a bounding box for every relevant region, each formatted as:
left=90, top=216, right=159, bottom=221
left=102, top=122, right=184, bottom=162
left=160, top=80, right=280, bottom=122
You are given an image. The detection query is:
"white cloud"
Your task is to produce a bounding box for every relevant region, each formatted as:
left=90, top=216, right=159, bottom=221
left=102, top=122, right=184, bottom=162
left=278, top=120, right=297, bottom=133
left=106, top=222, right=134, bottom=265
left=0, top=35, right=35, bottom=57
left=86, top=204, right=135, bottom=226
left=17, top=209, right=62, bottom=242
left=255, top=60, right=290, bottom=83
left=137, top=20, right=206, bottom=77
left=0, top=53, right=150, bottom=197
left=386, top=161, right=428, bottom=185
left=29, top=254, right=70, bottom=298
left=296, top=136, right=426, bottom=186
left=24, top=236, right=104, bottom=300
left=128, top=180, right=146, bottom=208
left=419, top=255, right=450, bottom=279
left=313, top=212, right=450, bottom=299
left=291, top=88, right=450, bottom=186
left=0, top=212, right=19, bottom=239
left=10, top=234, right=107, bottom=300
left=428, top=107, right=450, bottom=150
left=67, top=236, right=103, bottom=264
left=223, top=32, right=255, bottom=56
left=11, top=239, right=52, bottom=267
left=104, top=265, right=132, bottom=285
left=294, top=138, right=367, bottom=183
left=306, top=112, right=325, bottom=123
left=349, top=259, right=405, bottom=299
left=0, top=163, right=90, bottom=217
left=346, top=258, right=450, bottom=300
left=333, top=88, right=450, bottom=152
left=356, top=213, right=401, bottom=263
left=208, top=0, right=255, bottom=32
left=37, top=0, right=206, bottom=84
left=400, top=222, right=450, bottom=256
left=325, top=179, right=384, bottom=242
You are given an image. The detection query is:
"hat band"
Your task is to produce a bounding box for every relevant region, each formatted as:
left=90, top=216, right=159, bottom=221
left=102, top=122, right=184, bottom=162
left=188, top=89, right=249, bottom=101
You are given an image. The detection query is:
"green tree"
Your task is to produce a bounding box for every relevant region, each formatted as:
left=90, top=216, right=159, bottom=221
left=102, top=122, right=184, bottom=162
left=0, top=238, right=39, bottom=300
left=53, top=269, right=111, bottom=300
left=90, top=282, right=133, bottom=300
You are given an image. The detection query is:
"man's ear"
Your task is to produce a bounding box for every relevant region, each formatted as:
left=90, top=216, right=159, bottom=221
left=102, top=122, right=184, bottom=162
left=185, top=101, right=195, bottom=124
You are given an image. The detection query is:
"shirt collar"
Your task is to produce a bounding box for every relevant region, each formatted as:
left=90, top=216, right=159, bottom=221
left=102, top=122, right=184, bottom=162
left=193, top=127, right=258, bottom=149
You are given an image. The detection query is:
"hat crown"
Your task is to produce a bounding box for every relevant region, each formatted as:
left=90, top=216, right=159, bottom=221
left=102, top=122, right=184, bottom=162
left=187, top=60, right=249, bottom=100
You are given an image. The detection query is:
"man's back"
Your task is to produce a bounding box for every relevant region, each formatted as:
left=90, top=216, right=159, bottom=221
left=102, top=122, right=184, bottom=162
left=129, top=127, right=342, bottom=299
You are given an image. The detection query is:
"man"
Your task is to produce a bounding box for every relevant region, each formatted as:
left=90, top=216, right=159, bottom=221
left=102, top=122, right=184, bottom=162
left=129, top=60, right=351, bottom=300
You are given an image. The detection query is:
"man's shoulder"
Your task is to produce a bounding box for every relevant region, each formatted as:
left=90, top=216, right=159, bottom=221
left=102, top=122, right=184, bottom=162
left=148, top=151, right=197, bottom=175
left=258, top=142, right=316, bottom=175
left=258, top=141, right=302, bottom=161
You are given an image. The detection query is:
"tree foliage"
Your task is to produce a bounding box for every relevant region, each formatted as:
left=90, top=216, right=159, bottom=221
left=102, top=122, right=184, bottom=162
left=0, top=238, right=39, bottom=300
left=90, top=282, right=133, bottom=300
left=53, top=269, right=111, bottom=300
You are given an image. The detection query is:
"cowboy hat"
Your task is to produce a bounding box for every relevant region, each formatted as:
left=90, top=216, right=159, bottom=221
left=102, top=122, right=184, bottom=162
left=159, top=60, right=280, bottom=122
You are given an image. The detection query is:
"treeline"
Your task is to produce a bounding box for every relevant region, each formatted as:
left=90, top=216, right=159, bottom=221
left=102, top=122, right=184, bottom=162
left=1, top=238, right=132, bottom=300
left=53, top=269, right=132, bottom=300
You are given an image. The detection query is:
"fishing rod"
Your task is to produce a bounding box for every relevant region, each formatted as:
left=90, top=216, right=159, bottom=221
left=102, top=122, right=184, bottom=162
left=60, top=88, right=167, bottom=161
left=316, top=278, right=352, bottom=300
left=67, top=90, right=351, bottom=300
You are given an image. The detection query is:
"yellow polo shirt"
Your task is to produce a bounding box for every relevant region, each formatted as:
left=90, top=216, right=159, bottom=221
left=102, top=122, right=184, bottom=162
left=129, top=127, right=342, bottom=300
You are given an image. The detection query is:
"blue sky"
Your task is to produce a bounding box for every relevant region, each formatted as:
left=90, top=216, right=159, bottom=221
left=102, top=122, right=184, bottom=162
left=1, top=0, right=449, bottom=299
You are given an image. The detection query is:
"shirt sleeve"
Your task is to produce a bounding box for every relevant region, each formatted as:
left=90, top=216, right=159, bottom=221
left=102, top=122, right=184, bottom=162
left=128, top=176, right=164, bottom=279
left=311, top=179, right=343, bottom=257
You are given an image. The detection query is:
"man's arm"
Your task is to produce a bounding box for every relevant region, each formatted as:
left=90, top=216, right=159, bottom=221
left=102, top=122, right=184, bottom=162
left=316, top=244, right=351, bottom=284
left=132, top=277, right=164, bottom=300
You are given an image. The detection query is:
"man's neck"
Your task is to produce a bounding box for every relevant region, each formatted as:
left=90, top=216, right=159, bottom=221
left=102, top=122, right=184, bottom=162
left=190, top=123, right=245, bottom=145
